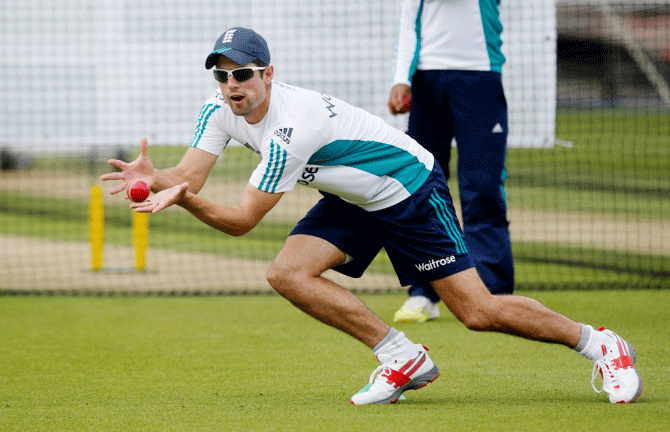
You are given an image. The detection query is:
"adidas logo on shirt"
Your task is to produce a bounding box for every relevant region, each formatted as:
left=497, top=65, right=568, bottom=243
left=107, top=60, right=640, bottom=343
left=492, top=123, right=504, bottom=133
left=274, top=127, right=294, bottom=145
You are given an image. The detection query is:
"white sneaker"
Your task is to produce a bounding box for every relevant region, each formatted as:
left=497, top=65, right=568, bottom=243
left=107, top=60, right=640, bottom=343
left=350, top=344, right=440, bottom=405
left=591, top=328, right=643, bottom=404
left=393, top=296, right=440, bottom=323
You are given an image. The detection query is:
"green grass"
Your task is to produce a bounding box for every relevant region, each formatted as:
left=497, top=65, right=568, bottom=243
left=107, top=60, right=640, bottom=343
left=1, top=290, right=668, bottom=431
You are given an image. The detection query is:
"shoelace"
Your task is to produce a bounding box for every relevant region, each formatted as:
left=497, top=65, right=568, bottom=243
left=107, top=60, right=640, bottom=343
left=367, top=364, right=390, bottom=384
left=591, top=356, right=619, bottom=394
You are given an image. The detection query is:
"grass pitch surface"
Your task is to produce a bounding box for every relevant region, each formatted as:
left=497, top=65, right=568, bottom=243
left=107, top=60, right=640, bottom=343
left=1, top=290, right=668, bottom=431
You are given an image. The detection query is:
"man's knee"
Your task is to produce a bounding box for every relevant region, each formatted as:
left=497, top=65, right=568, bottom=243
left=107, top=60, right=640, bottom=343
left=268, top=235, right=347, bottom=293
left=266, top=260, right=297, bottom=293
left=266, top=256, right=328, bottom=299
left=458, top=305, right=497, bottom=332
left=433, top=269, right=500, bottom=331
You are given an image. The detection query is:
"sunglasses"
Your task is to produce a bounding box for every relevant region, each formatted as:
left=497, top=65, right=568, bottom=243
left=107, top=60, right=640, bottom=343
left=213, top=66, right=266, bottom=83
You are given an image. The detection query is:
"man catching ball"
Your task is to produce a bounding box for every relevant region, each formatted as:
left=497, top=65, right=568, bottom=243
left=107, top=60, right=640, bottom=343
left=102, top=27, right=642, bottom=405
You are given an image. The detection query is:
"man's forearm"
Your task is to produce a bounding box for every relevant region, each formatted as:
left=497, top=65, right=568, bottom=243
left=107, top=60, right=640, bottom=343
left=151, top=166, right=191, bottom=193
left=177, top=191, right=254, bottom=237
left=151, top=147, right=218, bottom=194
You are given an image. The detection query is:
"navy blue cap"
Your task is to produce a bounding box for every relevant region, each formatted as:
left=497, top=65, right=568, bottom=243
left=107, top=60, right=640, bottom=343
left=205, top=27, right=271, bottom=69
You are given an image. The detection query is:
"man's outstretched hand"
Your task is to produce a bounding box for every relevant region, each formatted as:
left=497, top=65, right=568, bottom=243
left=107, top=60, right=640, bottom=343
left=100, top=137, right=156, bottom=196
left=129, top=182, right=189, bottom=214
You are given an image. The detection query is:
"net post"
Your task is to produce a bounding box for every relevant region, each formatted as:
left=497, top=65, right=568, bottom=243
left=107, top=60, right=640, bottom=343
left=88, top=184, right=105, bottom=271
left=132, top=211, right=149, bottom=272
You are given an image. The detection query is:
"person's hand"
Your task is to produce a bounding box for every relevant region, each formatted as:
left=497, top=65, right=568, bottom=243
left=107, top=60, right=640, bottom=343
left=100, top=137, right=156, bottom=196
left=388, top=84, right=412, bottom=115
left=129, top=182, right=189, bottom=214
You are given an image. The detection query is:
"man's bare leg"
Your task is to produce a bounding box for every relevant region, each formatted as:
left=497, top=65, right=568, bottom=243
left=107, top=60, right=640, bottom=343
left=430, top=267, right=643, bottom=403
left=431, top=268, right=581, bottom=347
left=267, top=234, right=390, bottom=348
left=268, top=234, right=443, bottom=404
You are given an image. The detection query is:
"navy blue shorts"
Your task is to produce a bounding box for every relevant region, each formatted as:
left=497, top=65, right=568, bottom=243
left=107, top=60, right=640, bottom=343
left=289, top=164, right=475, bottom=286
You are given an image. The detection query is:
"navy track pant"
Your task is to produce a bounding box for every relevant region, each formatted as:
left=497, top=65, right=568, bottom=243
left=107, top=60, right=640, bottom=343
left=406, top=70, right=514, bottom=298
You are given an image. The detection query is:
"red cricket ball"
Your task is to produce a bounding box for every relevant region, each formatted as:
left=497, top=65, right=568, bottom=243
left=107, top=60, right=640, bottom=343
left=127, top=179, right=150, bottom=203
left=402, top=95, right=411, bottom=110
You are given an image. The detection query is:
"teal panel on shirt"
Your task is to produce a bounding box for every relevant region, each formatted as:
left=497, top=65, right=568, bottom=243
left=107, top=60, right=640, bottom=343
left=480, top=0, right=505, bottom=72
left=307, top=139, right=430, bottom=195
left=408, top=0, right=425, bottom=81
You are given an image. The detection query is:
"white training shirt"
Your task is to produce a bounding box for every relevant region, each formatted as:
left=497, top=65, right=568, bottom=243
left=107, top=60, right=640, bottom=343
left=392, top=0, right=505, bottom=86
left=190, top=81, right=435, bottom=212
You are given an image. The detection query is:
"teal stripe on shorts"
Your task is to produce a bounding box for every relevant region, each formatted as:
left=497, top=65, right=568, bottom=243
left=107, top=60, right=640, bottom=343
left=428, top=189, right=468, bottom=254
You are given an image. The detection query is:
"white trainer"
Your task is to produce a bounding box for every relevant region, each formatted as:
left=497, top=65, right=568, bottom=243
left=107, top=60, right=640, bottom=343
left=393, top=296, right=440, bottom=323
left=591, top=328, right=643, bottom=404
left=350, top=344, right=440, bottom=405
